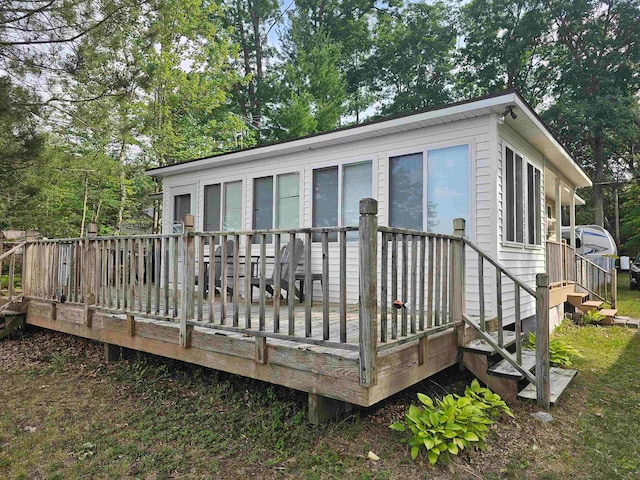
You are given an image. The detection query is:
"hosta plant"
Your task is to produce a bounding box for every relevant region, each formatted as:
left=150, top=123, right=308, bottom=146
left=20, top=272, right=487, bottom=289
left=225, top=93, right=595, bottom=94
left=527, top=332, right=581, bottom=367
left=389, top=379, right=513, bottom=464
left=582, top=310, right=605, bottom=325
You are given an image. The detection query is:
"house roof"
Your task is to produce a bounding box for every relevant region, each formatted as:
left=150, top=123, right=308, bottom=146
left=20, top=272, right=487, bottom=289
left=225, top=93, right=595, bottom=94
left=146, top=89, right=592, bottom=188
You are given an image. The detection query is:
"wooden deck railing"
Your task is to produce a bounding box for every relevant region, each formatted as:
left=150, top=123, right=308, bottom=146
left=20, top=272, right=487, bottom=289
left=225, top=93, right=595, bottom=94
left=16, top=198, right=552, bottom=407
left=546, top=240, right=576, bottom=286
left=576, top=254, right=616, bottom=307
left=0, top=240, right=26, bottom=301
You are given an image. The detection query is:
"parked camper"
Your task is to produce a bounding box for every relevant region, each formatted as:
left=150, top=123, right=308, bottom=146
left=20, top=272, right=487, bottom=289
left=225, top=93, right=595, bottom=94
left=561, top=225, right=617, bottom=257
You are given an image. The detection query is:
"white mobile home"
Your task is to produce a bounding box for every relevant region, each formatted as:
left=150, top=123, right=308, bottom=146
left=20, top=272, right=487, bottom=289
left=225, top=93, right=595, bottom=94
left=10, top=90, right=607, bottom=416
left=147, top=89, right=592, bottom=325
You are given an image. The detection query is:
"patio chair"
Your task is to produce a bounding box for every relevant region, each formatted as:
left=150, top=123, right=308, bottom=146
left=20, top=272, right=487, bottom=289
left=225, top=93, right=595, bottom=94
left=250, top=238, right=305, bottom=302
left=203, top=239, right=236, bottom=297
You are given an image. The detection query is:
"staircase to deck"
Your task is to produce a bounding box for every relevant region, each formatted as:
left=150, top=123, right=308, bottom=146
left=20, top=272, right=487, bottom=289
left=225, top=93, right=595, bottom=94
left=459, top=240, right=578, bottom=408
left=0, top=297, right=25, bottom=340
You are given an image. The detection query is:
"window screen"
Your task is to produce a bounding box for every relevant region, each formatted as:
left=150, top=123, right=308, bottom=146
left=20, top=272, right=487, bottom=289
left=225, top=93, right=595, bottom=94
left=342, top=162, right=372, bottom=238
left=203, top=184, right=221, bottom=232
left=223, top=181, right=242, bottom=230
left=276, top=173, right=300, bottom=230
left=253, top=176, right=273, bottom=230
left=174, top=194, right=191, bottom=223
left=313, top=167, right=338, bottom=240
left=427, top=145, right=469, bottom=235
left=389, top=153, right=423, bottom=230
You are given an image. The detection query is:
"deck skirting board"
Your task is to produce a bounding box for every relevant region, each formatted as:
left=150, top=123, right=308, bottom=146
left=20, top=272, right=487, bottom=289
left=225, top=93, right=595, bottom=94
left=22, top=299, right=460, bottom=408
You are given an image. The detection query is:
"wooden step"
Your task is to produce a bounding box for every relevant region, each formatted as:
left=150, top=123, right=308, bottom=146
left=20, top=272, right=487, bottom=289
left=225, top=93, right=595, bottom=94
left=578, top=300, right=603, bottom=313
left=598, top=308, right=617, bottom=325
left=567, top=292, right=589, bottom=310
left=461, top=330, right=518, bottom=356
left=487, top=349, right=536, bottom=379
left=0, top=312, right=25, bottom=340
left=517, top=367, right=578, bottom=404
left=0, top=310, right=22, bottom=317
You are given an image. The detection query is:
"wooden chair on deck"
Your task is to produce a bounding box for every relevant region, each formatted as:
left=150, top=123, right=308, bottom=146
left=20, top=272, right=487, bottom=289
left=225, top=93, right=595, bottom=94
left=250, top=238, right=305, bottom=302
left=203, top=239, right=236, bottom=297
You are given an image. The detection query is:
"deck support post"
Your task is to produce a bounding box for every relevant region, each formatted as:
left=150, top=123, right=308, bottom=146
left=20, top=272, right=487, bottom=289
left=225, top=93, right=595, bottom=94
left=535, top=273, right=550, bottom=410
left=308, top=393, right=355, bottom=425
left=452, top=218, right=466, bottom=347
left=180, top=214, right=195, bottom=348
left=359, top=198, right=378, bottom=386
left=84, top=223, right=98, bottom=327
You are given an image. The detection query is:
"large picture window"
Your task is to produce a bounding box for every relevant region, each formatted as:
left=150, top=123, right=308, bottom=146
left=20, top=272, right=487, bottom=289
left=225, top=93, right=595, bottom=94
left=312, top=161, right=372, bottom=240
left=389, top=145, right=470, bottom=234
left=252, top=172, right=300, bottom=241
left=504, top=145, right=541, bottom=246
left=203, top=181, right=242, bottom=233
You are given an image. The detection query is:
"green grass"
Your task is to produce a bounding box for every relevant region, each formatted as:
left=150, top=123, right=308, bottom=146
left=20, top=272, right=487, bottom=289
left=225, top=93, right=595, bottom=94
left=1, top=325, right=639, bottom=479
left=616, top=271, right=640, bottom=318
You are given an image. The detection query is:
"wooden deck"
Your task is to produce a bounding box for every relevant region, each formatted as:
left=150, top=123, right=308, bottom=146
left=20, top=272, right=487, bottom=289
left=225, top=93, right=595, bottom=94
left=17, top=296, right=462, bottom=411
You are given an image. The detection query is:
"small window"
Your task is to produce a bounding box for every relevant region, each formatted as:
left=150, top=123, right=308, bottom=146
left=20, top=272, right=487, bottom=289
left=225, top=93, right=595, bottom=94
left=389, top=153, right=423, bottom=230
left=276, top=173, right=300, bottom=230
left=174, top=194, right=191, bottom=224
left=203, top=184, right=221, bottom=232
left=504, top=146, right=524, bottom=243
left=223, top=181, right=242, bottom=230
left=253, top=176, right=273, bottom=231
left=312, top=161, right=373, bottom=241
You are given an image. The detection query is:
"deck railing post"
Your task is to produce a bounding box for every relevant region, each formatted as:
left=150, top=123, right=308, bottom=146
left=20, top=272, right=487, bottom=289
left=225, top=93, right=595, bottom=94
left=359, top=198, right=378, bottom=386
left=83, top=223, right=98, bottom=326
left=535, top=273, right=550, bottom=410
left=610, top=268, right=617, bottom=308
left=180, top=214, right=195, bottom=347
left=452, top=218, right=466, bottom=346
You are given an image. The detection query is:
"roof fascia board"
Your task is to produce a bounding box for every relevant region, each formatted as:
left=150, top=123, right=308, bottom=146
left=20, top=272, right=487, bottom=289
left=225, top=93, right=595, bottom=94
left=147, top=93, right=518, bottom=178
left=513, top=95, right=592, bottom=187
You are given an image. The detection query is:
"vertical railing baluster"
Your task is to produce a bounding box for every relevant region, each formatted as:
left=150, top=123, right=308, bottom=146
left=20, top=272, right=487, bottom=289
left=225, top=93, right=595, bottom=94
left=410, top=235, right=417, bottom=334
left=274, top=233, right=281, bottom=333
left=244, top=234, right=252, bottom=328
left=290, top=232, right=299, bottom=336
left=419, top=236, right=425, bottom=330
left=434, top=237, right=442, bottom=326
left=380, top=232, right=388, bottom=343
left=138, top=237, right=144, bottom=312
left=303, top=232, right=311, bottom=337
left=220, top=235, right=228, bottom=324
left=339, top=230, right=347, bottom=343
left=259, top=234, right=267, bottom=331
left=496, top=271, right=503, bottom=347
left=233, top=235, right=240, bottom=327
left=198, top=236, right=205, bottom=321
left=154, top=238, right=161, bottom=315
left=427, top=237, right=434, bottom=329
left=515, top=283, right=522, bottom=364
left=478, top=254, right=485, bottom=332
left=172, top=236, right=179, bottom=317
left=401, top=234, right=408, bottom=336
left=391, top=233, right=398, bottom=339
left=208, top=234, right=215, bottom=323
left=145, top=238, right=152, bottom=314
left=442, top=238, right=449, bottom=325
left=162, top=237, right=169, bottom=316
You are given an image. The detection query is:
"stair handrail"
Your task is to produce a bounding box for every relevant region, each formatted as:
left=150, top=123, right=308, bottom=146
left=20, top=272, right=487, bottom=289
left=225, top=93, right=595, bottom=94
left=574, top=253, right=614, bottom=305
left=462, top=238, right=536, bottom=297
left=0, top=241, right=27, bottom=262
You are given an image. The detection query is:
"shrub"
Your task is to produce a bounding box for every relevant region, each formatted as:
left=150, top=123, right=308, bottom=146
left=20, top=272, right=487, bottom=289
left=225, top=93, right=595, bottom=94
left=389, top=379, right=513, bottom=464
left=527, top=332, right=581, bottom=367
left=583, top=310, right=605, bottom=325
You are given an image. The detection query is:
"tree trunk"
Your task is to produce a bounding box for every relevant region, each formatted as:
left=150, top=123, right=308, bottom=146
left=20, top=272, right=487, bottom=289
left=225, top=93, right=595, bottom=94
left=593, top=136, right=605, bottom=226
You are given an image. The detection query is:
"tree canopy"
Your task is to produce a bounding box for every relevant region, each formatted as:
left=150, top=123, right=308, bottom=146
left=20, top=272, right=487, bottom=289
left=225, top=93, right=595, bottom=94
left=0, top=0, right=639, bottom=252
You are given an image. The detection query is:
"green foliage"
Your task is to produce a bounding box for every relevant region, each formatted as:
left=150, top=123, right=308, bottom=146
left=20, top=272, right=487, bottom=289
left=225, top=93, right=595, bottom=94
left=527, top=332, right=581, bottom=367
left=582, top=310, right=605, bottom=325
left=389, top=379, right=513, bottom=464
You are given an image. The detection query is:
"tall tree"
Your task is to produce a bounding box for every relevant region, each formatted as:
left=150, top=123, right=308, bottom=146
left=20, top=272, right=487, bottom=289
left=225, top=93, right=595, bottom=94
left=456, top=0, right=551, bottom=105
left=368, top=1, right=456, bottom=116
left=542, top=0, right=640, bottom=226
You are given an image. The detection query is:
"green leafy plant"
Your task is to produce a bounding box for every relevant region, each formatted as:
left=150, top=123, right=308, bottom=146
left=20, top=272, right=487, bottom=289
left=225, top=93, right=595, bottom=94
left=389, top=379, right=513, bottom=464
left=527, top=333, right=581, bottom=367
left=582, top=310, right=605, bottom=325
